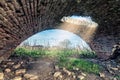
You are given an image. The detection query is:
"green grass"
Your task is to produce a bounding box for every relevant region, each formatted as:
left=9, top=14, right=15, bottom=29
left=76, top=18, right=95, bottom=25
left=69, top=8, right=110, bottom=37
left=13, top=48, right=77, bottom=58
left=13, top=47, right=101, bottom=74
left=14, top=48, right=46, bottom=58
left=14, top=47, right=97, bottom=58
left=58, top=58, right=101, bottom=74
left=14, top=47, right=98, bottom=60
left=79, top=50, right=97, bottom=58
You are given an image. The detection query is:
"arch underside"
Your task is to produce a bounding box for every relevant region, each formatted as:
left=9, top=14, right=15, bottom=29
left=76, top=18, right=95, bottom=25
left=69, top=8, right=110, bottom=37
left=0, top=0, right=120, bottom=60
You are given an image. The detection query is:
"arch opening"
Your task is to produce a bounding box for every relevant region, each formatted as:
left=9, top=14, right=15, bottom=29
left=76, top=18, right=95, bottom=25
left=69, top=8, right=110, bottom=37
left=59, top=15, right=98, bottom=42
left=19, top=29, right=91, bottom=51
left=17, top=15, right=98, bottom=52
left=0, top=0, right=119, bottom=79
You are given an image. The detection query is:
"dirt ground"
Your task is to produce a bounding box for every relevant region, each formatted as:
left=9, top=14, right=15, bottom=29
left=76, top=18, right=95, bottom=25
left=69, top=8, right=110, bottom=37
left=0, top=55, right=120, bottom=80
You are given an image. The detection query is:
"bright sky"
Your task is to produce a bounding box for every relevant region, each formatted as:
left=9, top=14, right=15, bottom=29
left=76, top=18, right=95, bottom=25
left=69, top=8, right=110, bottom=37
left=21, top=29, right=91, bottom=49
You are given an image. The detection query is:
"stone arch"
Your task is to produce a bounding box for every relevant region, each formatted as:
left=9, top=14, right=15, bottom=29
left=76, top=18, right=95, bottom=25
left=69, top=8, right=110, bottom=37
left=0, top=0, right=119, bottom=61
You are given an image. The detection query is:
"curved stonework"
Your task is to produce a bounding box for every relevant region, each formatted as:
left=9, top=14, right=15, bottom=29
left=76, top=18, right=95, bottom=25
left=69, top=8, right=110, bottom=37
left=0, top=0, right=120, bottom=60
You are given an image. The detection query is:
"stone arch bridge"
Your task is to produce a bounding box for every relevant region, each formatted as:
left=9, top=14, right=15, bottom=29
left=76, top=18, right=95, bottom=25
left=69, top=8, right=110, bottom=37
left=0, top=0, right=120, bottom=61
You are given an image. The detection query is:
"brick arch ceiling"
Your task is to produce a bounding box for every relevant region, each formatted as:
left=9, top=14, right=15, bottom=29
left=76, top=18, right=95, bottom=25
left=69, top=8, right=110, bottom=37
left=0, top=0, right=120, bottom=60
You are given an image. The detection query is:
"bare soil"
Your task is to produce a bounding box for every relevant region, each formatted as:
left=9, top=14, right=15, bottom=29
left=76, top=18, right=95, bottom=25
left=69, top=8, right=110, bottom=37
left=0, top=55, right=120, bottom=80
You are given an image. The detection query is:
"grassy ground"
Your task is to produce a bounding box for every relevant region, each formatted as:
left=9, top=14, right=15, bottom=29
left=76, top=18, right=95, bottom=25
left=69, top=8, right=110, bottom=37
left=58, top=58, right=100, bottom=74
left=14, top=47, right=96, bottom=58
left=13, top=47, right=101, bottom=75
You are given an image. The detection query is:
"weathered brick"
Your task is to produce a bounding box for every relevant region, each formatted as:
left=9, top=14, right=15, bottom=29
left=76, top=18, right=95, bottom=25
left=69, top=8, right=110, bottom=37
left=0, top=0, right=119, bottom=61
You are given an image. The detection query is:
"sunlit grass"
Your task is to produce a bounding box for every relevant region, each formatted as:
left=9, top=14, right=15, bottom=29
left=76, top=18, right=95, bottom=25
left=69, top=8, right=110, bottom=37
left=14, top=48, right=46, bottom=58
left=58, top=58, right=101, bottom=75
left=13, top=47, right=101, bottom=74
left=14, top=48, right=77, bottom=58
left=14, top=47, right=96, bottom=58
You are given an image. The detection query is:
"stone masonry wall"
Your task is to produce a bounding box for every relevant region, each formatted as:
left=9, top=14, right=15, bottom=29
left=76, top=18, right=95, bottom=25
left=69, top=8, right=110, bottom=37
left=0, top=0, right=120, bottom=60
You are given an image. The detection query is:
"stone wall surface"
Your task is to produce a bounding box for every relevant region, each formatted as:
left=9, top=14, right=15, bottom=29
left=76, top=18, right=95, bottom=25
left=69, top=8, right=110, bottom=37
left=0, top=0, right=120, bottom=60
